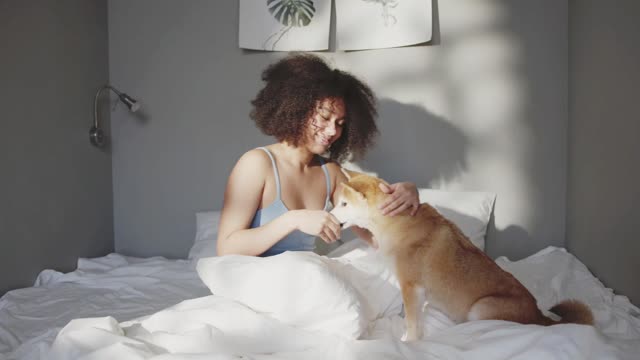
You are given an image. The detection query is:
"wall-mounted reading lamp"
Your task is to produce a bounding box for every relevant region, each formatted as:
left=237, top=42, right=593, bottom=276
left=90, top=85, right=141, bottom=147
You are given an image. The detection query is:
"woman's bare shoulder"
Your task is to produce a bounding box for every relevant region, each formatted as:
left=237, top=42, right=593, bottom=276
left=319, top=158, right=350, bottom=188
left=228, top=147, right=274, bottom=181
left=235, top=147, right=272, bottom=168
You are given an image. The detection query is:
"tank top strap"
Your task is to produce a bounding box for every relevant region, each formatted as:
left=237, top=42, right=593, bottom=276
left=257, top=147, right=281, bottom=199
left=317, top=157, right=332, bottom=207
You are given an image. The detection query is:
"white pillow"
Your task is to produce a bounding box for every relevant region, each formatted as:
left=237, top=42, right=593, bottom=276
left=187, top=211, right=221, bottom=260
left=196, top=251, right=367, bottom=339
left=418, top=189, right=496, bottom=251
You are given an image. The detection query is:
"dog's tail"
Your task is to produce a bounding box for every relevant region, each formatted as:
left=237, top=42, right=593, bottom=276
left=541, top=299, right=594, bottom=326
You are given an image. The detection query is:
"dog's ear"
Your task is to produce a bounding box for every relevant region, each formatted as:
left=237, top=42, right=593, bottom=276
left=340, top=182, right=367, bottom=202
left=340, top=167, right=360, bottom=181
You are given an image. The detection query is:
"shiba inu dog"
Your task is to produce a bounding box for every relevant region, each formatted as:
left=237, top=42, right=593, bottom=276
left=330, top=171, right=593, bottom=341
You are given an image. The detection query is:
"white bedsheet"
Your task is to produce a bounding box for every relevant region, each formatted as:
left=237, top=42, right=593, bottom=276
left=40, top=245, right=640, bottom=360
left=0, top=255, right=210, bottom=360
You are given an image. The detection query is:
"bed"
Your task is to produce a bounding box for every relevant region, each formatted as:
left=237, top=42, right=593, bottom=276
left=2, top=193, right=639, bottom=360
left=0, top=254, right=210, bottom=360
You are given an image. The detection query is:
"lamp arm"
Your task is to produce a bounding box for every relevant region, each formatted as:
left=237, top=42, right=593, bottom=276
left=93, top=85, right=122, bottom=129
left=91, top=85, right=139, bottom=147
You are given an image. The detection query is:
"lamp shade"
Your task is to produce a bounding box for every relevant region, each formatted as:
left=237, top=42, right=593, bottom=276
left=118, top=93, right=140, bottom=112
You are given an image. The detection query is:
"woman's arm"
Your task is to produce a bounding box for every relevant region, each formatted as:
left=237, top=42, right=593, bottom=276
left=377, top=182, right=420, bottom=216
left=217, top=150, right=342, bottom=256
left=216, top=150, right=290, bottom=256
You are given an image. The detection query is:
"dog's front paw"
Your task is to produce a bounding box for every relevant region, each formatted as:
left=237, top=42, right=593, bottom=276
left=401, top=330, right=409, bottom=342
left=401, top=329, right=423, bottom=342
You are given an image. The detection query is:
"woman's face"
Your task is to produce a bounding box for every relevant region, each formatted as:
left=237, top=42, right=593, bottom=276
left=304, top=97, right=346, bottom=154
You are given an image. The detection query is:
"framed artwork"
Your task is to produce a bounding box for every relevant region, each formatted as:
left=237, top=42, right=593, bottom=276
left=239, top=0, right=332, bottom=51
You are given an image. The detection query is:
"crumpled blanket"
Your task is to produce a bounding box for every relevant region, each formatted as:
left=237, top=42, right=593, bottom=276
left=49, top=245, right=640, bottom=360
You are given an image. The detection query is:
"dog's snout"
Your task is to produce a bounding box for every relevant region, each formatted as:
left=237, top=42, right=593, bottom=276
left=340, top=222, right=345, bottom=228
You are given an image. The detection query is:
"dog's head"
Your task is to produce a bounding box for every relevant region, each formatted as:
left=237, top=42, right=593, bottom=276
left=330, top=171, right=388, bottom=229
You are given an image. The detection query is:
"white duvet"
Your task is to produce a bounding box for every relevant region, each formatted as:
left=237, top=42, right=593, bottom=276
left=47, top=245, right=640, bottom=360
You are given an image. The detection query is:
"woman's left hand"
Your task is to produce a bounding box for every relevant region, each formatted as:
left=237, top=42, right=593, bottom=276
left=378, top=182, right=420, bottom=216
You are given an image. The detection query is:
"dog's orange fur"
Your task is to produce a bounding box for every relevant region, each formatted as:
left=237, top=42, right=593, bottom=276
left=331, top=173, right=593, bottom=341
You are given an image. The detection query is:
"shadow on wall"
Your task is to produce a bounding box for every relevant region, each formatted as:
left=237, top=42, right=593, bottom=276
left=485, top=217, right=532, bottom=260
left=356, top=98, right=468, bottom=188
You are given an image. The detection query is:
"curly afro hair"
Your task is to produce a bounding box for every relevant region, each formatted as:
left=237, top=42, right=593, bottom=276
left=250, top=53, right=378, bottom=163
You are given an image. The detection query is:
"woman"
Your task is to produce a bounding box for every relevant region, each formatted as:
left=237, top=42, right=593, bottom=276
left=217, top=54, right=419, bottom=257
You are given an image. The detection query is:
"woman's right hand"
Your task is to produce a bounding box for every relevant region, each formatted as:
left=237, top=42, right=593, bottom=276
left=288, top=210, right=342, bottom=244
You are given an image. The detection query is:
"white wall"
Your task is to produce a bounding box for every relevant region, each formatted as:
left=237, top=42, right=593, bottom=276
left=109, top=0, right=568, bottom=261
left=568, top=0, right=640, bottom=304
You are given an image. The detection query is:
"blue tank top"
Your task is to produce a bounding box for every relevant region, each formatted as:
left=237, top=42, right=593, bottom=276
left=250, top=147, right=332, bottom=257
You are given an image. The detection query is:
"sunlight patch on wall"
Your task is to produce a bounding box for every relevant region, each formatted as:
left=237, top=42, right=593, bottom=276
left=446, top=33, right=520, bottom=82
left=458, top=76, right=524, bottom=135
left=443, top=0, right=506, bottom=36
left=445, top=32, right=523, bottom=132
left=428, top=148, right=533, bottom=231
left=440, top=4, right=533, bottom=230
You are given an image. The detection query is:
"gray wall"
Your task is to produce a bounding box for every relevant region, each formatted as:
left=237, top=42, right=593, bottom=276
left=568, top=1, right=640, bottom=304
left=109, top=0, right=568, bottom=261
left=0, top=1, right=113, bottom=294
